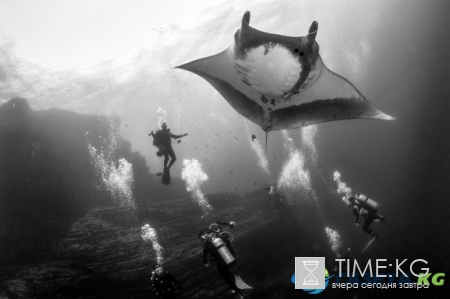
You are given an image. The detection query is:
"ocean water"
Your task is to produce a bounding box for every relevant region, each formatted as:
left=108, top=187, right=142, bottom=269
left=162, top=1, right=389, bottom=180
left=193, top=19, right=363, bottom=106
left=0, top=0, right=449, bottom=298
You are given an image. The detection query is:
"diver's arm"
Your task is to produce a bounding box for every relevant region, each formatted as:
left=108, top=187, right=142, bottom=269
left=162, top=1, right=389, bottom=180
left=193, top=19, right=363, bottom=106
left=217, top=221, right=234, bottom=228
left=148, top=131, right=155, bottom=137
left=202, top=246, right=209, bottom=265
left=170, top=133, right=188, bottom=139
left=353, top=207, right=360, bottom=224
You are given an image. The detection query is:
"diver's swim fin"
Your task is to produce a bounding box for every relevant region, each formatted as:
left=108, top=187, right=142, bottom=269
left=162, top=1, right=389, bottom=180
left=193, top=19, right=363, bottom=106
left=234, top=274, right=252, bottom=290
left=162, top=168, right=171, bottom=185
left=361, top=237, right=376, bottom=253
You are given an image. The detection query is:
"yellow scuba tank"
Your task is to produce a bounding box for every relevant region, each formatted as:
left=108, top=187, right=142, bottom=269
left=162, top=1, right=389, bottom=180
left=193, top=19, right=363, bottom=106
left=212, top=237, right=236, bottom=266
left=356, top=194, right=378, bottom=211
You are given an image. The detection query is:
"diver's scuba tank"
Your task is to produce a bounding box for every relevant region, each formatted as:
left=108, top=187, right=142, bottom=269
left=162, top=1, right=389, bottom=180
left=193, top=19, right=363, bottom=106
left=212, top=237, right=236, bottom=266
left=355, top=193, right=379, bottom=211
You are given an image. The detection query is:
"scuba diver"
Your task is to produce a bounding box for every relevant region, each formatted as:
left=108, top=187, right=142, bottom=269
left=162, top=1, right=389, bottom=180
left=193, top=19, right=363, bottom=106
left=150, top=264, right=181, bottom=299
left=149, top=123, right=188, bottom=171
left=198, top=221, right=251, bottom=298
left=346, top=193, right=386, bottom=238
left=149, top=123, right=188, bottom=185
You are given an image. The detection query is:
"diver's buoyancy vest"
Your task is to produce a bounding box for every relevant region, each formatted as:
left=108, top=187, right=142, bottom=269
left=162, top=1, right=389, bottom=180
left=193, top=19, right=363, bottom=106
left=153, top=130, right=163, bottom=147
left=153, top=130, right=171, bottom=148
left=212, top=237, right=236, bottom=266
left=356, top=194, right=378, bottom=212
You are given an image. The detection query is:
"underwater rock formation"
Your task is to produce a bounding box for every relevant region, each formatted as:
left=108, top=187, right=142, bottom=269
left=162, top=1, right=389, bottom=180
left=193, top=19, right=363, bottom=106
left=0, top=98, right=310, bottom=298
left=1, top=190, right=287, bottom=298
left=0, top=97, right=188, bottom=264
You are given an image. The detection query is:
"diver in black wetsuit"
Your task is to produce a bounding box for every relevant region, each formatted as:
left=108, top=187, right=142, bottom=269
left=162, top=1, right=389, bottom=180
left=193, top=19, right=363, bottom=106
left=199, top=221, right=244, bottom=298
left=347, top=193, right=385, bottom=238
left=149, top=122, right=188, bottom=170
left=150, top=264, right=181, bottom=299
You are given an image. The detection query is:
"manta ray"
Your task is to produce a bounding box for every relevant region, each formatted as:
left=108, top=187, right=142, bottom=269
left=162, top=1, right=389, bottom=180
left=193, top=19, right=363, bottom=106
left=177, top=11, right=394, bottom=132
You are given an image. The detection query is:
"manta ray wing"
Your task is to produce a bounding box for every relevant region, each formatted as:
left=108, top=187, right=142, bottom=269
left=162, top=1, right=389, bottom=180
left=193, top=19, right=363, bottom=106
left=177, top=49, right=267, bottom=129
left=270, top=56, right=395, bottom=130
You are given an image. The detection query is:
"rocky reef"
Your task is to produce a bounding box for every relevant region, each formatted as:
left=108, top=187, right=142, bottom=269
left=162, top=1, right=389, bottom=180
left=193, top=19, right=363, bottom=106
left=1, top=188, right=306, bottom=298
left=0, top=97, right=189, bottom=266
left=0, top=98, right=313, bottom=298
